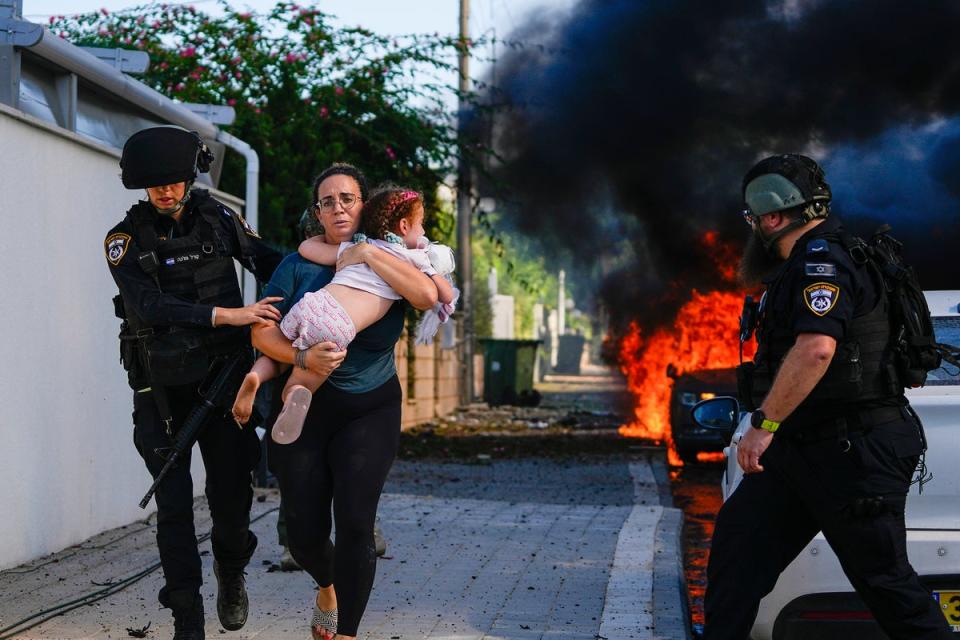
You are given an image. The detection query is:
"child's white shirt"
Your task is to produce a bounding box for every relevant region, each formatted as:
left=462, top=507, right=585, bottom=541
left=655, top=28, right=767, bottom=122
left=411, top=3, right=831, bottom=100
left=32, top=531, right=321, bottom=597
left=328, top=239, right=437, bottom=300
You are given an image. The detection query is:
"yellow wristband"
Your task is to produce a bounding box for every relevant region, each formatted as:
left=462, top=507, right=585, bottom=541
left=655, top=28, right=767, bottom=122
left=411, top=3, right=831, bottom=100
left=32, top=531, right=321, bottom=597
left=760, top=418, right=780, bottom=433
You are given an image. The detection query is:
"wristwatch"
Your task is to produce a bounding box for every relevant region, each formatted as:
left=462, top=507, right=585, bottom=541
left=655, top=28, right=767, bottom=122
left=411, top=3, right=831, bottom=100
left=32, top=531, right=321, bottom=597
left=751, top=409, right=780, bottom=433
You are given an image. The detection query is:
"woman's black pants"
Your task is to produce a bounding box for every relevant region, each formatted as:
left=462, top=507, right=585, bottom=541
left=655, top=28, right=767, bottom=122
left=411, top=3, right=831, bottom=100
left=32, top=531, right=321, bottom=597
left=268, top=375, right=402, bottom=637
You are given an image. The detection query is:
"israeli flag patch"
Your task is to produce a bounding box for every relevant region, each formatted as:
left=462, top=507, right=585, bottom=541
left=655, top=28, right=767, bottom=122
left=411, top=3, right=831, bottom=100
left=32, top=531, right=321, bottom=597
left=806, top=239, right=829, bottom=255
left=805, top=262, right=837, bottom=277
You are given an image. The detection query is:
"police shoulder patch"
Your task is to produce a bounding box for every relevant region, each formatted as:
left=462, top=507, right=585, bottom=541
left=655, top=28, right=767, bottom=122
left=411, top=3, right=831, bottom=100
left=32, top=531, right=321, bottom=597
left=806, top=239, right=829, bottom=255
left=233, top=210, right=261, bottom=239
left=803, top=282, right=840, bottom=317
left=105, top=232, right=131, bottom=266
left=805, top=262, right=837, bottom=278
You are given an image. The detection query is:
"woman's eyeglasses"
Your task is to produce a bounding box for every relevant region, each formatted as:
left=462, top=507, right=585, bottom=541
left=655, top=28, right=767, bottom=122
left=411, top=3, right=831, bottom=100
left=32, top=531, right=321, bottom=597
left=315, top=193, right=360, bottom=212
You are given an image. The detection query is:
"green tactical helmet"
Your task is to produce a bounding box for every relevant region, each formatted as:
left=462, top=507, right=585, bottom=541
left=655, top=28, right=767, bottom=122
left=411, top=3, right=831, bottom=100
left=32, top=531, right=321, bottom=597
left=742, top=154, right=832, bottom=217
left=298, top=207, right=324, bottom=239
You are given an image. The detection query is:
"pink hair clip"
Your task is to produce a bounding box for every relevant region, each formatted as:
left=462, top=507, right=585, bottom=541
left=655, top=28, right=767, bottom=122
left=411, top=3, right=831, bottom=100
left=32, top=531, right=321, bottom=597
left=398, top=190, right=420, bottom=203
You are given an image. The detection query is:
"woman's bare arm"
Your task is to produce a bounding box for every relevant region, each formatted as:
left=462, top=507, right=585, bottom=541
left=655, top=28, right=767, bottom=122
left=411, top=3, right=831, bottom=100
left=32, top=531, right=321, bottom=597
left=250, top=322, right=345, bottom=375
left=298, top=236, right=339, bottom=265
left=337, top=244, right=439, bottom=310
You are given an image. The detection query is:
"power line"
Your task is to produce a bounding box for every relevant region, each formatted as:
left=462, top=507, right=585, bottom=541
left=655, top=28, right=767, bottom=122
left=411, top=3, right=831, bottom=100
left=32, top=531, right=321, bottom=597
left=0, top=506, right=279, bottom=640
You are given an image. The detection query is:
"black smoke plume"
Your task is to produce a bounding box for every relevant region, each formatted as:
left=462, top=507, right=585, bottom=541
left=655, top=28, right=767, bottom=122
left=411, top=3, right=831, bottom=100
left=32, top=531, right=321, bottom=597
left=482, top=0, right=960, bottom=330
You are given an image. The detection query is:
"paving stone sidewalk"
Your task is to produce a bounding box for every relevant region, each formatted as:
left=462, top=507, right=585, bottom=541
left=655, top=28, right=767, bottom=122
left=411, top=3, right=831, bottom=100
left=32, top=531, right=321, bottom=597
left=0, top=458, right=688, bottom=640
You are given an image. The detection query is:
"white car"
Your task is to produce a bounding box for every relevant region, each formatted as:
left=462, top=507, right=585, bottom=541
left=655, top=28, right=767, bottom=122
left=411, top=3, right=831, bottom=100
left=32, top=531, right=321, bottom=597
left=703, top=291, right=960, bottom=640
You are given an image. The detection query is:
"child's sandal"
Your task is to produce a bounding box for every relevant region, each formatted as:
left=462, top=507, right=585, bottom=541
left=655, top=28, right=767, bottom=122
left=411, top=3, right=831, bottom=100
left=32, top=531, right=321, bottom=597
left=272, top=386, right=312, bottom=444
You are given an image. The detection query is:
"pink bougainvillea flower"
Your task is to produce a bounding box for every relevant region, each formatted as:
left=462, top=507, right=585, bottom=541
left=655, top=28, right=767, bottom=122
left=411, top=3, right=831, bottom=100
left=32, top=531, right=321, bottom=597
left=319, top=106, right=329, bottom=118
left=227, top=98, right=236, bottom=106
left=179, top=46, right=196, bottom=58
left=385, top=146, right=396, bottom=160
left=334, top=86, right=344, bottom=96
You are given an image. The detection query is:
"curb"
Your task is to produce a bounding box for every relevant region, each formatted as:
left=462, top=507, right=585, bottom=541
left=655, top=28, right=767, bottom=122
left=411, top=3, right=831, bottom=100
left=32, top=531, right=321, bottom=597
left=653, top=506, right=691, bottom=639
left=598, top=457, right=691, bottom=639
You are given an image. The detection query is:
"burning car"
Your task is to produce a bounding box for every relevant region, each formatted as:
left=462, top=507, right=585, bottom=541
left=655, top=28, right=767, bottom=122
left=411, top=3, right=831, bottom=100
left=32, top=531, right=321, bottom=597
left=667, top=364, right=738, bottom=464
left=693, top=290, right=960, bottom=639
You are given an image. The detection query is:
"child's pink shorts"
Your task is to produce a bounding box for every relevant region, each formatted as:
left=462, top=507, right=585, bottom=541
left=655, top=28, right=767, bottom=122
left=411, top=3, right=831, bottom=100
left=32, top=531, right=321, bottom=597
left=279, top=288, right=357, bottom=352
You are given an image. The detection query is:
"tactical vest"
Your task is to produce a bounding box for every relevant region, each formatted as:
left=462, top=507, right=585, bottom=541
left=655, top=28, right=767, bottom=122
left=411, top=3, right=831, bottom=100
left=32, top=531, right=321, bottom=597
left=740, top=238, right=895, bottom=411
left=119, top=191, right=252, bottom=385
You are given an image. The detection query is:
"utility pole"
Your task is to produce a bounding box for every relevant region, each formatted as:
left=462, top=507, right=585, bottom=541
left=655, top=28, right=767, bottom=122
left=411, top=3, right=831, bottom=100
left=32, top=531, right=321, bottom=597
left=457, top=0, right=474, bottom=405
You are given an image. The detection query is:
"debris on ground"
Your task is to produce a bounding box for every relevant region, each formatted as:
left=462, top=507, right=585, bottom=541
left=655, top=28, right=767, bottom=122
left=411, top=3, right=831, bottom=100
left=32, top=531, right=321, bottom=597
left=399, top=387, right=660, bottom=460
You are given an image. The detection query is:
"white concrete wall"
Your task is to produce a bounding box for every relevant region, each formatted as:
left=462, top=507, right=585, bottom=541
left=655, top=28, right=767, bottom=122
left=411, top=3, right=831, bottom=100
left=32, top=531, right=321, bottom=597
left=491, top=294, right=515, bottom=339
left=0, top=106, right=243, bottom=569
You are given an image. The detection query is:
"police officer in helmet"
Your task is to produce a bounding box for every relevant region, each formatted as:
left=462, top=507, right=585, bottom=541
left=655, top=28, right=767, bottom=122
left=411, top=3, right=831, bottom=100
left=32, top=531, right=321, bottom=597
left=703, top=154, right=952, bottom=639
left=105, top=126, right=283, bottom=639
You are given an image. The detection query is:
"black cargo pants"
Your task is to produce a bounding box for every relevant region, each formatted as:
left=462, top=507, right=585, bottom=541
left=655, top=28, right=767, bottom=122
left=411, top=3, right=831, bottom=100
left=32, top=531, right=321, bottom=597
left=133, top=381, right=260, bottom=607
left=704, top=415, right=952, bottom=640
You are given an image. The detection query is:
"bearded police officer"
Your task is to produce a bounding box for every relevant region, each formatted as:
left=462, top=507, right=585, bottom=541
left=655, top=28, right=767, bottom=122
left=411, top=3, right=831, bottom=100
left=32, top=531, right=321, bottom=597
left=703, top=154, right=952, bottom=639
left=105, top=127, right=283, bottom=639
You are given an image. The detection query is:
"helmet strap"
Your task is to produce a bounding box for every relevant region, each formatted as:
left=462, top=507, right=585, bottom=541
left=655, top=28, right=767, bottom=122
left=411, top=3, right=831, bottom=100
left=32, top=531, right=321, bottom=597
left=758, top=202, right=829, bottom=254
left=149, top=181, right=193, bottom=216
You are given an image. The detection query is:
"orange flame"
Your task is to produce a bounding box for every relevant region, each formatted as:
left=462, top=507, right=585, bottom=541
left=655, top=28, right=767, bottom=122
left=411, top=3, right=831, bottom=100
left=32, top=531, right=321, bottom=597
left=617, top=232, right=756, bottom=466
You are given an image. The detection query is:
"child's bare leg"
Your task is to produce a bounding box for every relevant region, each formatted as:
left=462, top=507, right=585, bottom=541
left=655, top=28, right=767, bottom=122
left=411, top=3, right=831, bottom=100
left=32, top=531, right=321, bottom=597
left=282, top=366, right=329, bottom=400
left=232, top=355, right=289, bottom=426
left=271, top=360, right=331, bottom=444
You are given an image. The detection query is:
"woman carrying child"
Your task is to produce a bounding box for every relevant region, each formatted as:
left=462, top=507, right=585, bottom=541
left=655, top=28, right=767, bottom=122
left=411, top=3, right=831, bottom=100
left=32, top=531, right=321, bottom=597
left=234, top=187, right=456, bottom=443
left=238, top=164, right=451, bottom=640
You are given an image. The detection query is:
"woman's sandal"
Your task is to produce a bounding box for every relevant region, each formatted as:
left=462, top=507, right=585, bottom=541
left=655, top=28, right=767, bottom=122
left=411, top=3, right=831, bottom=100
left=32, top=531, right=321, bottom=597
left=311, top=603, right=338, bottom=640
left=272, top=385, right=312, bottom=444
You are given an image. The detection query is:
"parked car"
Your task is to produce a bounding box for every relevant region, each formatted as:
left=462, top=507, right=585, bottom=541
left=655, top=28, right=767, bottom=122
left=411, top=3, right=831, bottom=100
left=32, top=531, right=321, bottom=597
left=669, top=365, right=738, bottom=464
left=693, top=291, right=960, bottom=639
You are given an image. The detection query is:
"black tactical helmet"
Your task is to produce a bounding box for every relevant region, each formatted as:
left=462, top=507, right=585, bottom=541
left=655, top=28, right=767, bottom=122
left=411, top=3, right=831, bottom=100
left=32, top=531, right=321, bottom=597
left=120, top=126, right=214, bottom=189
left=742, top=154, right=831, bottom=218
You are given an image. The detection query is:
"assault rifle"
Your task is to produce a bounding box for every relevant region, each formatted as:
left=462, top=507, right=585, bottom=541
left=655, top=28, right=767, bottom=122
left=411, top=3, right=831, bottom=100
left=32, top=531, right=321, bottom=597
left=139, top=350, right=252, bottom=509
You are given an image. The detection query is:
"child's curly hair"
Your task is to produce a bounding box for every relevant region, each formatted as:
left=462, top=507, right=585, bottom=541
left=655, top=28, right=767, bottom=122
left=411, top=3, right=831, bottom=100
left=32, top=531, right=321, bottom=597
left=361, top=185, right=423, bottom=240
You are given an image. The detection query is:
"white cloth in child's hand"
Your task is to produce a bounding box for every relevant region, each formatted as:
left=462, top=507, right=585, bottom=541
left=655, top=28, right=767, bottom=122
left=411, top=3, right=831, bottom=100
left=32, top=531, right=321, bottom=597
left=425, top=241, right=456, bottom=276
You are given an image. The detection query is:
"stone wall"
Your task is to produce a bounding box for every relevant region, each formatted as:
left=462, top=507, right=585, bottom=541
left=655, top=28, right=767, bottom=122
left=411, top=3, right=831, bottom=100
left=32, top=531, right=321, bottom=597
left=395, top=333, right=462, bottom=429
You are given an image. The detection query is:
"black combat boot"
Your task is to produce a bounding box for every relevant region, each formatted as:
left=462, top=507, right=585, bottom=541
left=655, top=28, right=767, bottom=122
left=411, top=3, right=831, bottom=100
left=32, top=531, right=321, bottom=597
left=168, top=591, right=205, bottom=640
left=213, top=560, right=248, bottom=630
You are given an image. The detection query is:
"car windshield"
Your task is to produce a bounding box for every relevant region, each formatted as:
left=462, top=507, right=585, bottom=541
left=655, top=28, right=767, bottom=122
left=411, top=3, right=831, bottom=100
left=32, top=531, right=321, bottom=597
left=928, top=316, right=960, bottom=386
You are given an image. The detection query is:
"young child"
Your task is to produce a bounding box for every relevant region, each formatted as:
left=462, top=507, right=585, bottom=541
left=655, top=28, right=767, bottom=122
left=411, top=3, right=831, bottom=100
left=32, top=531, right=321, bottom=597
left=232, top=188, right=457, bottom=444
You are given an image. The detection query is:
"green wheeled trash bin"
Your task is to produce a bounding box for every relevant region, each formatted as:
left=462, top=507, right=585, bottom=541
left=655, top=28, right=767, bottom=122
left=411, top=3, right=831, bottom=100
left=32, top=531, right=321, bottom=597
left=479, top=339, right=541, bottom=406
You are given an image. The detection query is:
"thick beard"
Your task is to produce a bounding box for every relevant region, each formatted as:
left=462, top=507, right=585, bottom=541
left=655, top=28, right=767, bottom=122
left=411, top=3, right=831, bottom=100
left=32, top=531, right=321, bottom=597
left=738, top=229, right=783, bottom=287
